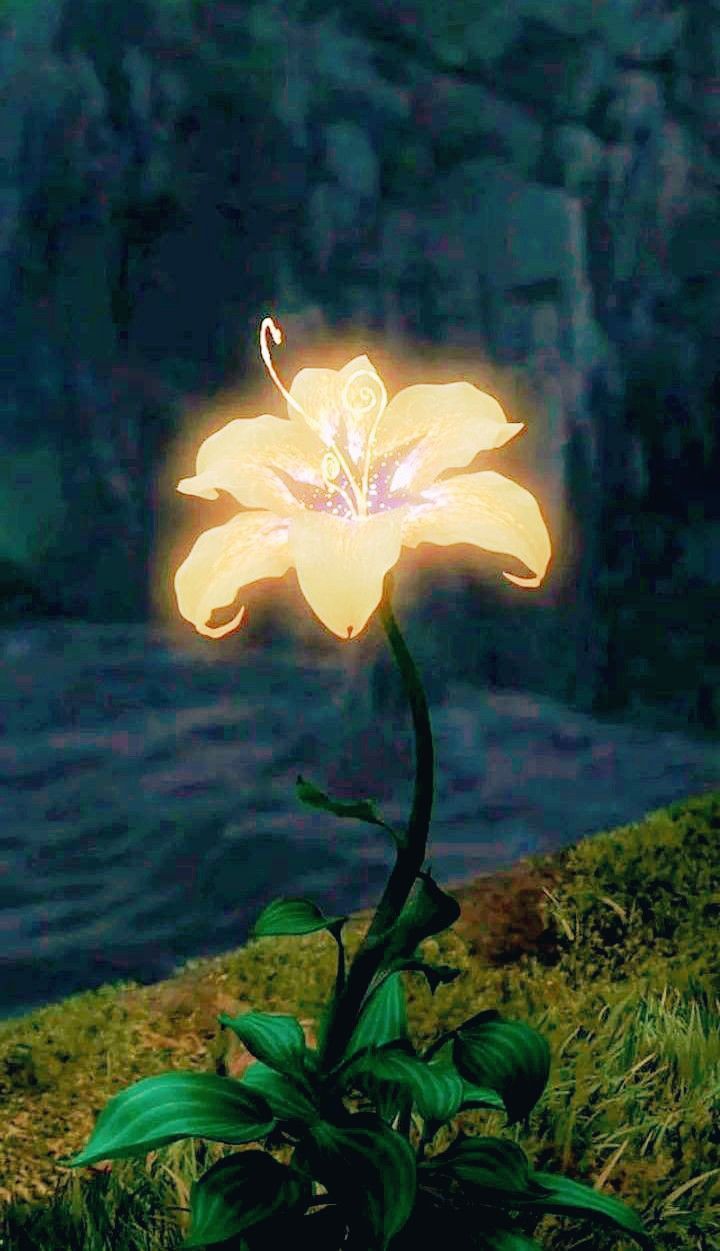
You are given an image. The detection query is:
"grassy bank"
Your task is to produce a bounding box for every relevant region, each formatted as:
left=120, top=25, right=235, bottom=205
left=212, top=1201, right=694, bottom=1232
left=1, top=791, right=718, bottom=1249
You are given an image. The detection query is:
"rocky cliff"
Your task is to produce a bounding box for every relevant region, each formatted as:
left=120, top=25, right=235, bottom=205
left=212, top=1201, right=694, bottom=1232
left=1, top=0, right=717, bottom=732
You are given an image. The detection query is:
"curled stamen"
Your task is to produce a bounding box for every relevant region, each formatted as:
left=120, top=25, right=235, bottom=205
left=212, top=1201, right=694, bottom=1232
left=340, top=368, right=387, bottom=420
left=340, top=369, right=387, bottom=509
left=321, top=451, right=357, bottom=515
left=341, top=367, right=388, bottom=516
left=324, top=438, right=365, bottom=516
left=322, top=452, right=341, bottom=480
left=259, top=317, right=369, bottom=518
left=260, top=317, right=310, bottom=422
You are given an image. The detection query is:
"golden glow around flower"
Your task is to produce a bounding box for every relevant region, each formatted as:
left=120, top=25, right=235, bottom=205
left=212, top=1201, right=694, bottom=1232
left=174, top=317, right=552, bottom=641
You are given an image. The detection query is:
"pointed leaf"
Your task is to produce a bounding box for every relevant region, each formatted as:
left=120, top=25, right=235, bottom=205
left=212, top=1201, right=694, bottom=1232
left=218, top=1011, right=312, bottom=1085
left=419, top=1011, right=503, bottom=1066
left=343, top=1044, right=464, bottom=1124
left=416, top=1039, right=506, bottom=1126
left=251, top=896, right=348, bottom=939
left=183, top=1148, right=310, bottom=1248
left=301, top=1110, right=417, bottom=1249
left=423, top=1054, right=508, bottom=1118
left=453, top=1011, right=551, bottom=1125
left=521, top=1170, right=654, bottom=1250
left=398, top=869, right=461, bottom=943
left=458, top=1076, right=507, bottom=1114
left=296, top=774, right=403, bottom=846
left=55, top=1073, right=275, bottom=1168
left=419, top=1134, right=552, bottom=1205
left=335, top=972, right=410, bottom=1072
left=241, top=1061, right=318, bottom=1124
left=379, top=871, right=461, bottom=974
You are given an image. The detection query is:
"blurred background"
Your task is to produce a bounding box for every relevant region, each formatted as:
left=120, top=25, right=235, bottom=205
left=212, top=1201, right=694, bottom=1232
left=0, top=0, right=718, bottom=1020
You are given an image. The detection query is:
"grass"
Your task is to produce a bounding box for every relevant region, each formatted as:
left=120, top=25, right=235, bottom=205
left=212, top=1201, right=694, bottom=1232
left=0, top=790, right=718, bottom=1249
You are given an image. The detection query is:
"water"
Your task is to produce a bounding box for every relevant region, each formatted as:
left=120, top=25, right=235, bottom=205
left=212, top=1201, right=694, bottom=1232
left=0, top=621, right=717, bottom=1022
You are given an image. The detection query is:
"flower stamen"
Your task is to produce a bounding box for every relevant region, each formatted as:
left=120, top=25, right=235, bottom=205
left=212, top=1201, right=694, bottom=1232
left=259, top=317, right=368, bottom=518
left=259, top=317, right=311, bottom=422
left=340, top=368, right=388, bottom=518
left=321, top=451, right=356, bottom=516
left=321, top=437, right=365, bottom=517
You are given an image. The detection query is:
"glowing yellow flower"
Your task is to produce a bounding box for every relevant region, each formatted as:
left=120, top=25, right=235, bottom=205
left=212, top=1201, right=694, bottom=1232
left=174, top=318, right=552, bottom=641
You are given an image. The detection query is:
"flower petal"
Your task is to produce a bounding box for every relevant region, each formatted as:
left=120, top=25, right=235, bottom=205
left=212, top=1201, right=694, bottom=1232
left=372, top=382, right=524, bottom=496
left=175, top=512, right=293, bottom=639
left=288, top=355, right=387, bottom=465
left=401, top=471, right=551, bottom=588
left=177, top=414, right=325, bottom=515
left=288, top=506, right=408, bottom=640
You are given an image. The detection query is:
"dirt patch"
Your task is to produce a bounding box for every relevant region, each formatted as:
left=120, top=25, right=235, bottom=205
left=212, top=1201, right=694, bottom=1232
left=339, top=849, right=573, bottom=969
left=445, top=850, right=573, bottom=967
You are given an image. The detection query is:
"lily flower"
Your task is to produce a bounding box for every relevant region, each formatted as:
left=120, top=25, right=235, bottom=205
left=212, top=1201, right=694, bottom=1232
left=174, top=318, right=551, bottom=640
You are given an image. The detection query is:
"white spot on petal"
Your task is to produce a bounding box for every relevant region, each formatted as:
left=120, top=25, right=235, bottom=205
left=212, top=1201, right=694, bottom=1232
left=347, top=428, right=364, bottom=463
left=292, top=463, right=320, bottom=485
left=389, top=453, right=418, bottom=493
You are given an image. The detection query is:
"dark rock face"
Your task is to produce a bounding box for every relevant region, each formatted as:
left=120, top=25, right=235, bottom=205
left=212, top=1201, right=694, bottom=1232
left=0, top=0, right=717, bottom=734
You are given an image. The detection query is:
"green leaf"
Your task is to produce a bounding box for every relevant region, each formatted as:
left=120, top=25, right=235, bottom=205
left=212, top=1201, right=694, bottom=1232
left=335, top=972, right=410, bottom=1072
left=251, top=896, right=349, bottom=939
left=412, top=1035, right=532, bottom=1161
left=55, top=1073, right=275, bottom=1168
left=182, top=1148, right=310, bottom=1248
left=301, top=1110, right=417, bottom=1250
left=218, top=1011, right=313, bottom=1086
left=377, top=871, right=461, bottom=975
left=241, top=1061, right=318, bottom=1124
left=343, top=1044, right=465, bottom=1124
left=418, top=1096, right=509, bottom=1158
left=458, top=1075, right=507, bottom=1114
left=452, top=1010, right=551, bottom=1125
left=520, top=1169, right=654, bottom=1250
left=296, top=774, right=404, bottom=847
left=419, top=1134, right=552, bottom=1205
left=332, top=981, right=433, bottom=1129
left=415, top=1038, right=505, bottom=1123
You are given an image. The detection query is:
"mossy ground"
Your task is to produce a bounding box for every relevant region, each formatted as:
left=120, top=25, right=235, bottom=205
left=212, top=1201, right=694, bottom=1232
left=0, top=791, right=718, bottom=1249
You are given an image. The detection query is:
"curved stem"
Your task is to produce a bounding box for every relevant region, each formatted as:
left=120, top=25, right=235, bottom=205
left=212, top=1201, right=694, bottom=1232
left=316, top=570, right=435, bottom=1074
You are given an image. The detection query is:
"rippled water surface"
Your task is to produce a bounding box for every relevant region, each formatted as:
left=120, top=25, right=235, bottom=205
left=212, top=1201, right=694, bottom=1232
left=0, top=620, right=717, bottom=1022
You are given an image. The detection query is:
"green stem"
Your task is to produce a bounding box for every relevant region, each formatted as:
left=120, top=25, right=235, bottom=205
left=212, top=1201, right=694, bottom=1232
left=316, top=570, right=435, bottom=1075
